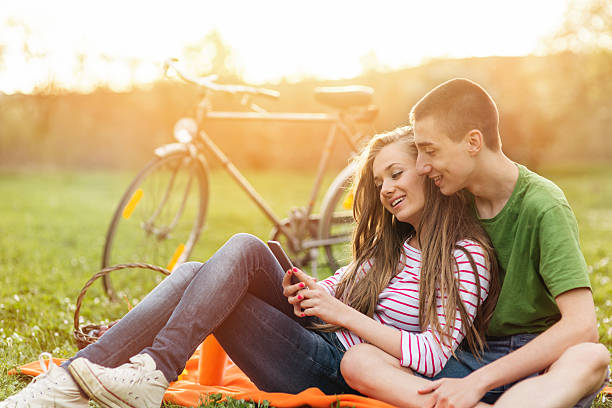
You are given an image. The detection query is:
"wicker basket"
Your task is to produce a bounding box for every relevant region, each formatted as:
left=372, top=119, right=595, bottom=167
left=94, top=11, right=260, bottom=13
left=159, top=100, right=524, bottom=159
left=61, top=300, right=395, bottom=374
left=73, top=263, right=171, bottom=350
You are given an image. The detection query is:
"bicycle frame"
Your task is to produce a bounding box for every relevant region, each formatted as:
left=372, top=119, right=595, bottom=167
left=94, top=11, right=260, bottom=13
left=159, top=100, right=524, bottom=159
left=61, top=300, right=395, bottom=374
left=193, top=109, right=363, bottom=251
left=100, top=61, right=374, bottom=299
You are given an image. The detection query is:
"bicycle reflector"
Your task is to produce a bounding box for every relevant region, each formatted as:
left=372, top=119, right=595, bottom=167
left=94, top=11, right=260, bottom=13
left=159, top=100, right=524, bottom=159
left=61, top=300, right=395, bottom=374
left=173, top=118, right=198, bottom=143
left=123, top=188, right=143, bottom=219
left=343, top=191, right=354, bottom=210
left=167, top=243, right=185, bottom=271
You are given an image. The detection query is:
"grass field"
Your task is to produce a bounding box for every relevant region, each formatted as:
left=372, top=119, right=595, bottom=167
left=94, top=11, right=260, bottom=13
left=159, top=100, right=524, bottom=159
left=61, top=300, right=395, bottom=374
left=1, top=165, right=611, bottom=406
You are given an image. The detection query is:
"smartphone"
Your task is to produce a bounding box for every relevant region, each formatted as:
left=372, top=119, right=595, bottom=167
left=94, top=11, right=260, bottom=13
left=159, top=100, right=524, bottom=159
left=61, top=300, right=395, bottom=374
left=268, top=241, right=300, bottom=306
left=267, top=240, right=294, bottom=273
left=267, top=240, right=301, bottom=284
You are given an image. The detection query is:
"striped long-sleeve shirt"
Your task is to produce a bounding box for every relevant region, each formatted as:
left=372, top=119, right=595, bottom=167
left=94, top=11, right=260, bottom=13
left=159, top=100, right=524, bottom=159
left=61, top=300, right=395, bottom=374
left=317, top=239, right=490, bottom=377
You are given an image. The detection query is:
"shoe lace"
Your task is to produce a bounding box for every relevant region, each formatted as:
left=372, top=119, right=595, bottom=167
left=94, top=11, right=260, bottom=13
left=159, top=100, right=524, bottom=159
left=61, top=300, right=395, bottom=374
left=4, top=353, right=57, bottom=402
left=37, top=352, right=56, bottom=375
left=29, top=352, right=57, bottom=386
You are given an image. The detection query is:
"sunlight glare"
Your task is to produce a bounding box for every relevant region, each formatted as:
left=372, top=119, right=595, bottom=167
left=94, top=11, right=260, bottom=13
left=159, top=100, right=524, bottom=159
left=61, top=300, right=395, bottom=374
left=0, top=0, right=570, bottom=93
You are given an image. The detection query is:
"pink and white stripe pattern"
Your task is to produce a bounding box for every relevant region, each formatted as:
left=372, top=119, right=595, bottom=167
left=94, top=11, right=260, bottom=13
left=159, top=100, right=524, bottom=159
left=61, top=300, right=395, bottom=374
left=317, top=239, right=490, bottom=377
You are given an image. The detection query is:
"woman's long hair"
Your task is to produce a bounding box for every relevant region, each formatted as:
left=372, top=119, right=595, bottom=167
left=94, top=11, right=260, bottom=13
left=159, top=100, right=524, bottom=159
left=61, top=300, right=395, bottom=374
left=319, top=126, right=499, bottom=357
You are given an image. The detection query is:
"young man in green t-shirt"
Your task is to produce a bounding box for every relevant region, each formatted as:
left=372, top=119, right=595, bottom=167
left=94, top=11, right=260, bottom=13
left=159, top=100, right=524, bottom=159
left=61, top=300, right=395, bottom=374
left=339, top=79, right=610, bottom=408
left=409, top=78, right=610, bottom=407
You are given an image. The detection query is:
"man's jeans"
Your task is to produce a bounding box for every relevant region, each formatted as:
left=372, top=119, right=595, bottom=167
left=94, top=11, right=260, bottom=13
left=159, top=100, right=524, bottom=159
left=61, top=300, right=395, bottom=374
left=62, top=233, right=353, bottom=395
left=432, top=334, right=608, bottom=407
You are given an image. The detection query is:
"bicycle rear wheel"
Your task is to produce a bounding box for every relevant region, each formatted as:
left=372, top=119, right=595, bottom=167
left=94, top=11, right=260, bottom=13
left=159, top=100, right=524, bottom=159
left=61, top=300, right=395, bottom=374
left=318, top=162, right=357, bottom=274
left=101, top=152, right=209, bottom=299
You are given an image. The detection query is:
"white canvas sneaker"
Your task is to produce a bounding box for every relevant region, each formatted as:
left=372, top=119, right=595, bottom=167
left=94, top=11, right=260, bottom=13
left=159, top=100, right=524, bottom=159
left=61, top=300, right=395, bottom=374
left=68, top=353, right=169, bottom=408
left=0, top=352, right=89, bottom=407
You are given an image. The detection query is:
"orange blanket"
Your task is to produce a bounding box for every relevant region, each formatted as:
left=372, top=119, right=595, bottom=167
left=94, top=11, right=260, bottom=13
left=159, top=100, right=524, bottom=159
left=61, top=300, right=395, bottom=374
left=10, top=355, right=612, bottom=407
left=9, top=354, right=396, bottom=408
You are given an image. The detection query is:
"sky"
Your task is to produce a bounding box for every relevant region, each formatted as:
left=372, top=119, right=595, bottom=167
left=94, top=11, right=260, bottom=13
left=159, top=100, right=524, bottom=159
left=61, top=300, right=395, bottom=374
left=0, top=0, right=571, bottom=93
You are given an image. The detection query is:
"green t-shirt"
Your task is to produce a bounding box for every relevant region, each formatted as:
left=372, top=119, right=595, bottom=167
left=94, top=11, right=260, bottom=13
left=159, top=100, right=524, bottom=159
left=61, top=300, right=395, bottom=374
left=479, top=164, right=591, bottom=337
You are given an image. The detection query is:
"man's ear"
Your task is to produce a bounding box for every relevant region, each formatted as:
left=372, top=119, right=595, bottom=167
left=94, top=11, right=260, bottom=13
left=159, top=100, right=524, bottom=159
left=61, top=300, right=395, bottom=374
left=464, top=129, right=483, bottom=156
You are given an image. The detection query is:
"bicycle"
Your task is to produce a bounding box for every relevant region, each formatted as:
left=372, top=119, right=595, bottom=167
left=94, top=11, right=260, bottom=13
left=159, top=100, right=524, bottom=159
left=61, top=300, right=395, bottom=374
left=100, top=58, right=378, bottom=299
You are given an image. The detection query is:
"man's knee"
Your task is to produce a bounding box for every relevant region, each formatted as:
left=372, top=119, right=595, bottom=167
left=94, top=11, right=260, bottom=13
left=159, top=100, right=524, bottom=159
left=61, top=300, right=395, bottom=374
left=562, top=343, right=610, bottom=370
left=341, top=344, right=386, bottom=390
left=583, top=343, right=611, bottom=380
left=586, top=343, right=610, bottom=370
left=554, top=342, right=610, bottom=388
left=340, top=344, right=369, bottom=384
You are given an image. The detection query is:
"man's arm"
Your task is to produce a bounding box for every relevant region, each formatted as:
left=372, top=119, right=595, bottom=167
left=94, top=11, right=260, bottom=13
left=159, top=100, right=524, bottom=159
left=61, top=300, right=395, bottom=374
left=418, top=287, right=597, bottom=408
left=469, top=287, right=597, bottom=387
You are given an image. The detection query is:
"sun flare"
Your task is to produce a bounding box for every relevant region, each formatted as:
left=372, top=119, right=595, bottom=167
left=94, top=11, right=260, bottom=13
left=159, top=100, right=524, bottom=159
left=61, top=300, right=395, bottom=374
left=0, top=0, right=569, bottom=93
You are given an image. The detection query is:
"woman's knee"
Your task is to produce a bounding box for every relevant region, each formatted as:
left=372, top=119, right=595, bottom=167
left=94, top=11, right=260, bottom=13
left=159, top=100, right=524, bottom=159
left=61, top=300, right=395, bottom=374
left=223, top=233, right=268, bottom=256
left=170, top=261, right=204, bottom=282
left=176, top=261, right=204, bottom=273
left=227, top=233, right=263, bottom=246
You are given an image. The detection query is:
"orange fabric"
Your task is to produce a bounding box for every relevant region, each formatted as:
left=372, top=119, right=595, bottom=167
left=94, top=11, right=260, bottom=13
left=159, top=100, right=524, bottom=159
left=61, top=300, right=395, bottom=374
left=8, top=358, right=66, bottom=377
left=9, top=354, right=396, bottom=408
left=10, top=354, right=610, bottom=407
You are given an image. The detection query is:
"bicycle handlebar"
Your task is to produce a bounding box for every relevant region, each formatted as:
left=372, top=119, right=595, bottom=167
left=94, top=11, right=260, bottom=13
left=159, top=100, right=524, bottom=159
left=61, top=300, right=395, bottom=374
left=164, top=58, right=280, bottom=100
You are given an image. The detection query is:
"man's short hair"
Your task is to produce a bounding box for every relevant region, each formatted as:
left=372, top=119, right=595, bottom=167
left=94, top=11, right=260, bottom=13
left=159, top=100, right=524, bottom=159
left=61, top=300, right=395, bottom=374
left=410, top=78, right=501, bottom=150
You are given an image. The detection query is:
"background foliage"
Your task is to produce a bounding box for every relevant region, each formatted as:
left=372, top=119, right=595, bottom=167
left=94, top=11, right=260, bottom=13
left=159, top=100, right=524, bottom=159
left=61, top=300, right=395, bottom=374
left=1, top=52, right=612, bottom=172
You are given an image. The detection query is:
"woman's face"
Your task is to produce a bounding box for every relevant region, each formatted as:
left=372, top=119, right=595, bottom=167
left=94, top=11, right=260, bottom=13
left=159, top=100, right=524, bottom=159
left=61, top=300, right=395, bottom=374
left=372, top=142, right=425, bottom=227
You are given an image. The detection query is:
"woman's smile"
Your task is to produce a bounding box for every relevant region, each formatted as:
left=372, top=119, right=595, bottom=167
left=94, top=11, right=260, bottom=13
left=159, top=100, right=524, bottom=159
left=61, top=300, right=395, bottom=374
left=372, top=142, right=425, bottom=226
left=391, top=196, right=405, bottom=208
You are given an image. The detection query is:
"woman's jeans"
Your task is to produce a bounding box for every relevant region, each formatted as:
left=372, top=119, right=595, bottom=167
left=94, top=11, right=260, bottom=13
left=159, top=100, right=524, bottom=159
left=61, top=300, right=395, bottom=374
left=61, top=233, right=353, bottom=395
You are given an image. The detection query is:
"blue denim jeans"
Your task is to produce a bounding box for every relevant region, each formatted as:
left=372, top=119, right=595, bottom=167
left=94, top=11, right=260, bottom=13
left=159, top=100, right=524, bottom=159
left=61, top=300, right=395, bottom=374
left=62, top=233, right=353, bottom=395
left=432, top=334, right=605, bottom=407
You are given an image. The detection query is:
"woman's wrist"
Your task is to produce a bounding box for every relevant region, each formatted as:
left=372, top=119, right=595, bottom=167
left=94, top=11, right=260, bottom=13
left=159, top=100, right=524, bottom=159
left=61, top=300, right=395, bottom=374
left=335, top=302, right=361, bottom=330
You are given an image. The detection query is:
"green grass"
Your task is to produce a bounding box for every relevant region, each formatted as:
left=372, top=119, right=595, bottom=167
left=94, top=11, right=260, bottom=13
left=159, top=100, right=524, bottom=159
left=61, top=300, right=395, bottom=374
left=0, top=167, right=338, bottom=407
left=0, top=165, right=611, bottom=407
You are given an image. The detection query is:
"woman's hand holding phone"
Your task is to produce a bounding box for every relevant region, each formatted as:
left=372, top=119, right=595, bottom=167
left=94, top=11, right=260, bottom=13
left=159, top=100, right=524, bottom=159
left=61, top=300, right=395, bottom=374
left=268, top=240, right=309, bottom=315
left=281, top=268, right=307, bottom=316
left=269, top=240, right=345, bottom=322
left=287, top=268, right=351, bottom=326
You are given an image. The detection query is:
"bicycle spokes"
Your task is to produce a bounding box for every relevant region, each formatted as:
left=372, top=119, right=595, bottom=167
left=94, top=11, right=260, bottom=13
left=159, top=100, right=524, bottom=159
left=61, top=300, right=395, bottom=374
left=125, top=157, right=193, bottom=242
left=167, top=169, right=194, bottom=231
left=145, top=158, right=182, bottom=228
left=106, top=155, right=204, bottom=272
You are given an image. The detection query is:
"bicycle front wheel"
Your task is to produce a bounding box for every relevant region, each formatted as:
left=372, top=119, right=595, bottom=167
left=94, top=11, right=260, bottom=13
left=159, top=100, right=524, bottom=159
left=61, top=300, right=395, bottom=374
left=102, top=152, right=209, bottom=299
left=318, top=162, right=357, bottom=274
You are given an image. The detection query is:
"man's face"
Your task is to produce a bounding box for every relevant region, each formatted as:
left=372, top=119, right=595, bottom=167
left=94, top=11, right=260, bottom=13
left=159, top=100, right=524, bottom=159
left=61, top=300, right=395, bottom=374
left=413, top=115, right=475, bottom=195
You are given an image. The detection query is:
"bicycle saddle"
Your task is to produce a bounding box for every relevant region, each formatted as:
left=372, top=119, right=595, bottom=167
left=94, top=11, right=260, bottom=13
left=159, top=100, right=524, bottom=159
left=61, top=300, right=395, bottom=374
left=314, top=86, right=374, bottom=109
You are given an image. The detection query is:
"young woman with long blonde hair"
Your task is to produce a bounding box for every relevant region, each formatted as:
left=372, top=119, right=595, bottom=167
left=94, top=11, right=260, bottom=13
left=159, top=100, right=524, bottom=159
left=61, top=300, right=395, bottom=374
left=2, top=126, right=497, bottom=408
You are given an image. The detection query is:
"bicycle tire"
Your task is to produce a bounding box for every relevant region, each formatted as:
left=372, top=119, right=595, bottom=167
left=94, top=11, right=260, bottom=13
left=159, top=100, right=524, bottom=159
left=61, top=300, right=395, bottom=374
left=101, top=151, right=209, bottom=299
left=318, top=162, right=357, bottom=274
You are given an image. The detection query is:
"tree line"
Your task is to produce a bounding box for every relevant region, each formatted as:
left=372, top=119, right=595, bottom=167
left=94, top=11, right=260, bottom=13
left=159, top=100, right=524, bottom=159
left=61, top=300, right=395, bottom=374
left=1, top=52, right=611, bottom=171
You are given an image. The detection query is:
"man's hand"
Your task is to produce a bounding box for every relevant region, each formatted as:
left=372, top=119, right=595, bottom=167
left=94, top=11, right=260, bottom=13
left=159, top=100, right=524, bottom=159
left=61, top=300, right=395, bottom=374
left=418, top=376, right=487, bottom=408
